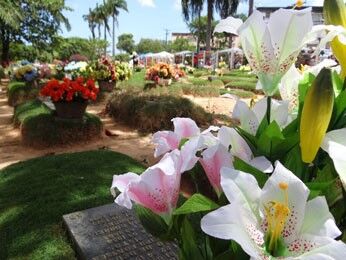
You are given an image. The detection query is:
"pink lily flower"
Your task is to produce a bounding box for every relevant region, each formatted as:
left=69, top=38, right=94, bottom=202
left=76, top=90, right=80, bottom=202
left=199, top=143, right=233, bottom=196
left=111, top=149, right=198, bottom=216
left=152, top=117, right=219, bottom=157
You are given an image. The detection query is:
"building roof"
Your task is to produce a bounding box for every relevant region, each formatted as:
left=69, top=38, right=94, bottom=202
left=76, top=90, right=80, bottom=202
left=256, top=0, right=323, bottom=8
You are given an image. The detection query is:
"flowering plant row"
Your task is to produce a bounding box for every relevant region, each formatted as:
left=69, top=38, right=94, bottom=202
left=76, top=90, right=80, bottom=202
left=111, top=2, right=346, bottom=259
left=40, top=77, right=99, bottom=102
left=145, top=62, right=185, bottom=83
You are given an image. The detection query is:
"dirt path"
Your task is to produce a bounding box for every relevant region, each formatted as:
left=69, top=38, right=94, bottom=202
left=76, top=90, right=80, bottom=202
left=0, top=83, right=255, bottom=170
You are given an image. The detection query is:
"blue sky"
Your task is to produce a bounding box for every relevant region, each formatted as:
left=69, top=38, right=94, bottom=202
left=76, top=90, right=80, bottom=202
left=61, top=0, right=323, bottom=51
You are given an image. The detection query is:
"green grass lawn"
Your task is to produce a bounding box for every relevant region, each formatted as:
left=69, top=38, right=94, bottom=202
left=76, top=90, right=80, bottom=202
left=0, top=150, right=145, bottom=259
left=118, top=70, right=261, bottom=99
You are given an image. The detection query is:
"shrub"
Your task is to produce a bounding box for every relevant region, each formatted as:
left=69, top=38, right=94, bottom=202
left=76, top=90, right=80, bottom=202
left=14, top=100, right=103, bottom=147
left=188, top=78, right=224, bottom=87
left=7, top=81, right=39, bottom=106
left=114, top=53, right=130, bottom=62
left=0, top=65, right=5, bottom=79
left=107, top=91, right=212, bottom=133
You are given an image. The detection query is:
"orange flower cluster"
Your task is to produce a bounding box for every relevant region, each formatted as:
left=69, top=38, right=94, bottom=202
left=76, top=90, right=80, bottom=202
left=145, top=63, right=175, bottom=83
left=40, top=77, right=99, bottom=102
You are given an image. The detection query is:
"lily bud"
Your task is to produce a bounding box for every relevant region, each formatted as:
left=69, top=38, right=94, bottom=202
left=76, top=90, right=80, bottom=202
left=323, top=0, right=346, bottom=78
left=300, top=68, right=334, bottom=163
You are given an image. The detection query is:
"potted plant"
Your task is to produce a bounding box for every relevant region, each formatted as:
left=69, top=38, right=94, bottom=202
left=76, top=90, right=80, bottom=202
left=86, top=56, right=117, bottom=92
left=13, top=64, right=39, bottom=87
left=145, top=63, right=175, bottom=86
left=40, top=77, right=99, bottom=119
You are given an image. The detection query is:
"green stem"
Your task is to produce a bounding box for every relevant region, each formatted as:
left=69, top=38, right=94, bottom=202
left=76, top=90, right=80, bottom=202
left=266, top=96, right=272, bottom=124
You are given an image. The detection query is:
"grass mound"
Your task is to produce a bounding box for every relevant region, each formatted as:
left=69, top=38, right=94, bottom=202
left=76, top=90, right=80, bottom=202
left=0, top=150, right=145, bottom=259
left=14, top=101, right=103, bottom=147
left=107, top=91, right=212, bottom=133
left=7, top=81, right=39, bottom=106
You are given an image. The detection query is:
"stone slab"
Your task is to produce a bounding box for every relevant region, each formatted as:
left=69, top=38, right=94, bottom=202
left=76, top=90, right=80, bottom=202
left=63, top=204, right=178, bottom=260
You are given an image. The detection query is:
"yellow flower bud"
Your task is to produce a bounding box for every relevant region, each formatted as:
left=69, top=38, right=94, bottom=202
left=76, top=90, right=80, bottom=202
left=300, top=68, right=334, bottom=163
left=296, top=0, right=304, bottom=8
left=324, top=0, right=346, bottom=78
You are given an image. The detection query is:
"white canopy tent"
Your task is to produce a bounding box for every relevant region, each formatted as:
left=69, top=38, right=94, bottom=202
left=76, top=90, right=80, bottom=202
left=174, top=51, right=195, bottom=67
left=214, top=16, right=243, bottom=35
left=144, top=51, right=174, bottom=66
left=214, top=47, right=243, bottom=69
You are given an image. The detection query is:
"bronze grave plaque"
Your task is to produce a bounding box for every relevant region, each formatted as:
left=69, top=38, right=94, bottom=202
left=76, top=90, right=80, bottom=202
left=63, top=204, right=178, bottom=260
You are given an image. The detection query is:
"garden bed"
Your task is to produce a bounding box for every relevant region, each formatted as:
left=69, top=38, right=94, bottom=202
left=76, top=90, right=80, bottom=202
left=14, top=100, right=103, bottom=147
left=7, top=81, right=39, bottom=106
left=107, top=91, right=212, bottom=133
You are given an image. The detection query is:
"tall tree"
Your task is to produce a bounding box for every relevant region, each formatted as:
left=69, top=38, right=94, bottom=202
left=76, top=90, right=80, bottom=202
left=106, top=0, right=128, bottom=57
left=188, top=16, right=217, bottom=51
left=94, top=2, right=110, bottom=54
left=0, top=0, right=71, bottom=65
left=181, top=0, right=240, bottom=51
left=116, top=33, right=135, bottom=54
left=83, top=8, right=97, bottom=39
left=248, top=0, right=254, bottom=16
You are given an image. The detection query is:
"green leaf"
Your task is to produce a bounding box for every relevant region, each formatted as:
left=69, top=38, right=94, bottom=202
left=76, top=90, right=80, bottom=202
left=174, top=193, right=219, bottom=215
left=233, top=157, right=268, bottom=187
left=282, top=145, right=306, bottom=180
left=179, top=217, right=204, bottom=260
left=332, top=88, right=346, bottom=127
left=134, top=205, right=170, bottom=239
left=331, top=70, right=344, bottom=97
left=257, top=121, right=285, bottom=159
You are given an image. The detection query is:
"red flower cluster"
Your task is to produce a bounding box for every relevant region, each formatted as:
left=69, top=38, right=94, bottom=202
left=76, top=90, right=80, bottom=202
left=40, top=77, right=99, bottom=102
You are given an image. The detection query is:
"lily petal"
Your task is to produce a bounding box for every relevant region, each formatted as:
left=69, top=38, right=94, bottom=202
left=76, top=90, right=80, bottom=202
left=172, top=117, right=200, bottom=139
left=300, top=196, right=341, bottom=239
left=199, top=144, right=233, bottom=195
left=249, top=156, right=274, bottom=173
left=321, top=129, right=346, bottom=190
left=260, top=161, right=309, bottom=244
left=201, top=203, right=264, bottom=259
left=232, top=100, right=259, bottom=135
left=220, top=167, right=261, bottom=213
left=152, top=131, right=180, bottom=157
left=218, top=126, right=253, bottom=162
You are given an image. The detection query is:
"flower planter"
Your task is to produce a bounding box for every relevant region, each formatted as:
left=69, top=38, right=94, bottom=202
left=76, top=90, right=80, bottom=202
left=98, top=80, right=116, bottom=92
left=158, top=78, right=172, bottom=86
left=53, top=101, right=88, bottom=119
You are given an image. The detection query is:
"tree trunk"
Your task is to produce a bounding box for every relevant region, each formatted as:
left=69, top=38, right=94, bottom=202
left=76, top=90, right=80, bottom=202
left=197, top=38, right=200, bottom=53
left=206, top=0, right=213, bottom=51
left=104, top=23, right=107, bottom=55
left=98, top=24, right=101, bottom=39
left=112, top=14, right=115, bottom=57
left=1, top=39, right=10, bottom=67
left=248, top=0, right=254, bottom=16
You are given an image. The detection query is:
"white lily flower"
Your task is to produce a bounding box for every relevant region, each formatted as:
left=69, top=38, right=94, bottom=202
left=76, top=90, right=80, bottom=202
left=232, top=98, right=291, bottom=135
left=201, top=162, right=346, bottom=259
left=218, top=126, right=273, bottom=173
left=279, top=60, right=339, bottom=111
left=321, top=128, right=346, bottom=190
left=238, top=8, right=313, bottom=96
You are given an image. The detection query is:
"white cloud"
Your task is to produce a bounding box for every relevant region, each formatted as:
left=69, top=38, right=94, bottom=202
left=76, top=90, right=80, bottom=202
left=137, top=0, right=155, bottom=7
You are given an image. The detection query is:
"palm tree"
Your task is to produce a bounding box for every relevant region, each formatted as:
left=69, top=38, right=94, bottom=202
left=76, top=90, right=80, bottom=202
left=83, top=8, right=97, bottom=39
left=182, top=0, right=240, bottom=51
left=106, top=0, right=128, bottom=56
left=248, top=0, right=254, bottom=16
left=94, top=2, right=110, bottom=54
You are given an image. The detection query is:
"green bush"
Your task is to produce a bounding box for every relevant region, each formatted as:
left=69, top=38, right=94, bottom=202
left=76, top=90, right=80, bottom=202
left=179, top=84, right=219, bottom=97
left=107, top=91, right=212, bottom=133
left=14, top=100, right=103, bottom=147
left=114, top=53, right=131, bottom=62
left=7, top=81, right=39, bottom=106
left=0, top=65, right=5, bottom=79
left=188, top=78, right=224, bottom=87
